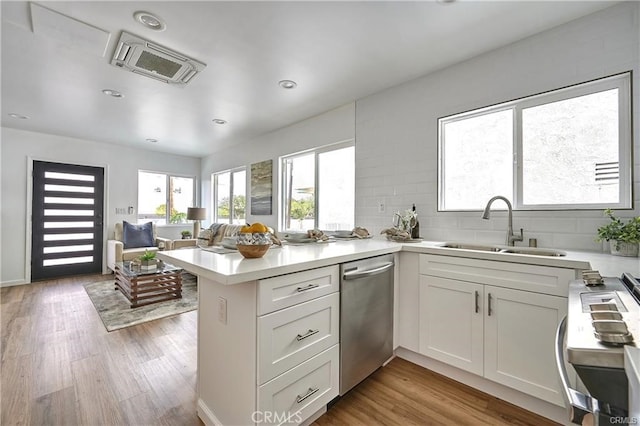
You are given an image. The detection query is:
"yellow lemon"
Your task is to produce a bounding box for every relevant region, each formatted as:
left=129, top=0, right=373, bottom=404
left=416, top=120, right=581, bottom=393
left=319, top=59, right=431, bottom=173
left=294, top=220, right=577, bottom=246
left=240, top=225, right=252, bottom=233
left=249, top=223, right=268, bottom=233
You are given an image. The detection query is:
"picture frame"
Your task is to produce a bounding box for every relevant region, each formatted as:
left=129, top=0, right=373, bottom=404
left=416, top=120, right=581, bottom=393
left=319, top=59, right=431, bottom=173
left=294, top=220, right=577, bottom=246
left=250, top=160, right=273, bottom=215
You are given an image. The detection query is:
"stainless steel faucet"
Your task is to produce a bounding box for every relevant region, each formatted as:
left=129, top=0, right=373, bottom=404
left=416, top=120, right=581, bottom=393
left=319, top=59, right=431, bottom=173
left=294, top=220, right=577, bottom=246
left=482, top=196, right=523, bottom=246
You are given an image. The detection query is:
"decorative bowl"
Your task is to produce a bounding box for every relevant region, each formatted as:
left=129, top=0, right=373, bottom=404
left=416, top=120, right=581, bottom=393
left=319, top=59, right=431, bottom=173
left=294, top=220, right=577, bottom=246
left=282, top=232, right=309, bottom=242
left=237, top=232, right=271, bottom=245
left=237, top=244, right=270, bottom=258
left=333, top=230, right=354, bottom=238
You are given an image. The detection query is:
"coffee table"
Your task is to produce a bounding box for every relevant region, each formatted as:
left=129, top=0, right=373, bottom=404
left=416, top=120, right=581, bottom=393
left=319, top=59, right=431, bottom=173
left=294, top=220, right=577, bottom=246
left=114, top=261, right=183, bottom=308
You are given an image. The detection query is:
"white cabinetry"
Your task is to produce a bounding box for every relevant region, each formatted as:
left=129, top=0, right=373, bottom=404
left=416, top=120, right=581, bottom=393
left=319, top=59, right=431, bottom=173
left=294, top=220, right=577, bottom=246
left=256, top=265, right=340, bottom=425
left=197, top=265, right=339, bottom=426
left=483, top=285, right=567, bottom=404
left=419, top=276, right=484, bottom=375
left=418, top=254, right=573, bottom=406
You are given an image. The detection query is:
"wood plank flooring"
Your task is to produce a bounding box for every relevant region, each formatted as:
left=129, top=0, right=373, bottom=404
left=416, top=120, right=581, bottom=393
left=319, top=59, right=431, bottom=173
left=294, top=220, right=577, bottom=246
left=1, top=274, right=201, bottom=426
left=1, top=274, right=560, bottom=426
left=312, top=358, right=559, bottom=426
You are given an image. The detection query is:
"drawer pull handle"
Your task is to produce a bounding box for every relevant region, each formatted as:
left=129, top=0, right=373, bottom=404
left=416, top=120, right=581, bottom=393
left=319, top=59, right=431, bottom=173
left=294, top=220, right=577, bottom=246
left=296, top=329, right=320, bottom=341
left=296, top=283, right=320, bottom=292
left=475, top=290, right=479, bottom=313
left=296, top=387, right=320, bottom=404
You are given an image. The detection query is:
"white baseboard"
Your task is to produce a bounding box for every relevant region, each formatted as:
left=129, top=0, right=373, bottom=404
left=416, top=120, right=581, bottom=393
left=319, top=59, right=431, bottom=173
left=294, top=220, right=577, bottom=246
left=197, top=399, right=222, bottom=426
left=395, top=347, right=569, bottom=425
left=0, top=279, right=28, bottom=288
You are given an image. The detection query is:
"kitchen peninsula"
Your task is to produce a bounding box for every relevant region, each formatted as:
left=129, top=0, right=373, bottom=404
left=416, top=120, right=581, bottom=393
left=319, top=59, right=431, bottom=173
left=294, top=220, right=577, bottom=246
left=158, top=239, right=640, bottom=425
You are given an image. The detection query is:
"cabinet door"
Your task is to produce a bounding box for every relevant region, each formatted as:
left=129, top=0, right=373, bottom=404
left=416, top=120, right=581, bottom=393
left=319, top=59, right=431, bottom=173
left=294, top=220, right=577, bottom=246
left=419, top=276, right=484, bottom=375
left=483, top=285, right=567, bottom=406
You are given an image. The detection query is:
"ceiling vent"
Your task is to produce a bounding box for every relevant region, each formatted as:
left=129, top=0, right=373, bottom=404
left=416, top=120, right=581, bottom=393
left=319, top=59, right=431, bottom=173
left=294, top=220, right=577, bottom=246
left=110, top=31, right=205, bottom=86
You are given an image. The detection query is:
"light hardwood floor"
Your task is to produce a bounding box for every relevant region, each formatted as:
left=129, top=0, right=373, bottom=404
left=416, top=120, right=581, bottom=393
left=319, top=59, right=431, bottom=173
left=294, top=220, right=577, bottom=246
left=1, top=274, right=560, bottom=426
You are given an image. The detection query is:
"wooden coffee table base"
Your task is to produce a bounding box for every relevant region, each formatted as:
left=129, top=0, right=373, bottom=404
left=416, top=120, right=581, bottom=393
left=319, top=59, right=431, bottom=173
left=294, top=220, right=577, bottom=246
left=115, top=265, right=183, bottom=308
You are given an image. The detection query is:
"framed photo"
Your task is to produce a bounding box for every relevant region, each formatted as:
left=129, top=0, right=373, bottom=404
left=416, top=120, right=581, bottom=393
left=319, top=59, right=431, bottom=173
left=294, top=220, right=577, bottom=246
left=251, top=160, right=273, bottom=215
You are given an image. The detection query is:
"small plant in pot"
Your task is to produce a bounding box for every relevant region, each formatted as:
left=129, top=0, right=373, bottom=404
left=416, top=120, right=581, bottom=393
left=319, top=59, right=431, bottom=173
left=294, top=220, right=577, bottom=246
left=139, top=250, right=158, bottom=269
left=181, top=230, right=192, bottom=239
left=595, top=209, right=640, bottom=257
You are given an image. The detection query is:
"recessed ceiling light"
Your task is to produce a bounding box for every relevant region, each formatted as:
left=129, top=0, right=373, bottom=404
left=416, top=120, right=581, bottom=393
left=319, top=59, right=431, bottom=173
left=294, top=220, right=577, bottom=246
left=212, top=118, right=227, bottom=125
left=146, top=138, right=158, bottom=143
left=102, top=89, right=124, bottom=98
left=278, top=80, right=297, bottom=89
left=8, top=113, right=29, bottom=119
left=134, top=11, right=166, bottom=31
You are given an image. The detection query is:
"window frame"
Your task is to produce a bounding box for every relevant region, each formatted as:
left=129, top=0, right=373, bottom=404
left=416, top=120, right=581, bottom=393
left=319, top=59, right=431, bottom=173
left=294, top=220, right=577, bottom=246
left=137, top=170, right=197, bottom=225
left=279, top=140, right=355, bottom=232
left=212, top=166, right=247, bottom=224
left=437, top=71, right=633, bottom=211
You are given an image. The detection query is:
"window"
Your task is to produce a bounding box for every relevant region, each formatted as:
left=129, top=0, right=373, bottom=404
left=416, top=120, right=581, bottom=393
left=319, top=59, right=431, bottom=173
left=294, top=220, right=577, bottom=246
left=281, top=141, right=355, bottom=231
left=138, top=171, right=195, bottom=224
left=438, top=72, right=632, bottom=211
left=213, top=168, right=246, bottom=224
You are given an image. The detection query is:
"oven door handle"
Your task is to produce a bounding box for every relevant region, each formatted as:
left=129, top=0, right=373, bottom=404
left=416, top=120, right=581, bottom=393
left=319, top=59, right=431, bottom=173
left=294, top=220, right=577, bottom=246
left=555, top=316, right=628, bottom=425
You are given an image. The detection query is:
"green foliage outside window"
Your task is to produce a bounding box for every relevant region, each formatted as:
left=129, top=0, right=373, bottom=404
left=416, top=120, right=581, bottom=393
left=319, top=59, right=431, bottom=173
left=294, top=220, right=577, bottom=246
left=290, top=198, right=314, bottom=225
left=217, top=195, right=246, bottom=220
left=155, top=204, right=187, bottom=224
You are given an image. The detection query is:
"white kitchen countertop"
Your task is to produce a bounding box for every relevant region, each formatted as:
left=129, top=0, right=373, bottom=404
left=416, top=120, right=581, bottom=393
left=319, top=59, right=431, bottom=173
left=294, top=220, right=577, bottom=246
left=157, top=238, right=402, bottom=284
left=157, top=237, right=640, bottom=284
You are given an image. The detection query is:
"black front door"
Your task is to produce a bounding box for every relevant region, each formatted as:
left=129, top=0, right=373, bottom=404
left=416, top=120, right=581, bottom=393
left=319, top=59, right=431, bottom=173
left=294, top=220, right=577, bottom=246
left=31, top=161, right=104, bottom=281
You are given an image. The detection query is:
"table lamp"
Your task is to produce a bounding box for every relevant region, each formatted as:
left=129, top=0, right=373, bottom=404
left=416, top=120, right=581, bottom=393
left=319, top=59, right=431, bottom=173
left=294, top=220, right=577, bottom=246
left=187, top=207, right=207, bottom=239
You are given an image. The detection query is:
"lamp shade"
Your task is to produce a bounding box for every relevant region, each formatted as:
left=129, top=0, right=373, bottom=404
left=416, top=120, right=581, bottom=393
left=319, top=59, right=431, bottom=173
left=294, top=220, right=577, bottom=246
left=187, top=207, right=207, bottom=221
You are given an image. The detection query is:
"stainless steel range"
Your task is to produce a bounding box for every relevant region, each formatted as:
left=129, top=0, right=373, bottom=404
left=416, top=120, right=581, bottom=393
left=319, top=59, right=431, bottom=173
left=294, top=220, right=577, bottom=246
left=556, top=272, right=639, bottom=425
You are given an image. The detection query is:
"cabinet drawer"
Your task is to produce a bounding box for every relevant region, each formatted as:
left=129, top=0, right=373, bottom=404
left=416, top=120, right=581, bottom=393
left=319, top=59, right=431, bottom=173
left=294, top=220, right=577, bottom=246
left=258, top=265, right=339, bottom=315
left=258, top=345, right=339, bottom=425
left=258, top=293, right=339, bottom=384
left=419, top=254, right=575, bottom=297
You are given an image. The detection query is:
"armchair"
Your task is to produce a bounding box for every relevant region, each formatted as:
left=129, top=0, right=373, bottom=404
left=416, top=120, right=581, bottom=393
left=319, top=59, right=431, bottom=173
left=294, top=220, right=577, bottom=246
left=107, top=222, right=172, bottom=272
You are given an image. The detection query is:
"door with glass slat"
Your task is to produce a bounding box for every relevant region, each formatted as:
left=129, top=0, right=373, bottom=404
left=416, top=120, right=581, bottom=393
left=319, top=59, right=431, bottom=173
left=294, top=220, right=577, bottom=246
left=31, top=161, right=104, bottom=281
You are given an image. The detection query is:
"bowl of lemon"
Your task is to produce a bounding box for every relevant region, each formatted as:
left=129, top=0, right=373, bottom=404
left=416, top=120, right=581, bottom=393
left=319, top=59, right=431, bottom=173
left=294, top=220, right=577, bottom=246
left=236, top=223, right=272, bottom=258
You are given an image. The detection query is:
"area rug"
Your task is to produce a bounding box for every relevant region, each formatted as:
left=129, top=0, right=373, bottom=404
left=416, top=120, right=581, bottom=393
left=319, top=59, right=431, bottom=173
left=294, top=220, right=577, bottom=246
left=84, top=273, right=197, bottom=332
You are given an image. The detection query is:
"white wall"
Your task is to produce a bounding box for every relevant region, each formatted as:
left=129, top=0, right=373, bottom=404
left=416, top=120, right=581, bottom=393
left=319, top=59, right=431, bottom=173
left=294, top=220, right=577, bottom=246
left=355, top=2, right=640, bottom=250
left=201, top=3, right=639, bottom=253
left=200, top=103, right=356, bottom=230
left=0, top=128, right=200, bottom=286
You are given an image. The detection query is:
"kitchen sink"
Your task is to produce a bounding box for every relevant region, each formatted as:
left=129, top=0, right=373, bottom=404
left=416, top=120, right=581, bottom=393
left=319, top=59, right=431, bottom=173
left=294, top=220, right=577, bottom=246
left=438, top=242, right=567, bottom=257
left=439, top=242, right=503, bottom=252
left=499, top=247, right=567, bottom=257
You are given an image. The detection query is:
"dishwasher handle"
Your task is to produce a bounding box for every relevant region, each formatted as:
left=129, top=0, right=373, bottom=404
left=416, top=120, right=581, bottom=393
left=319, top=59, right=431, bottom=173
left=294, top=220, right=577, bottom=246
left=343, top=262, right=394, bottom=280
left=554, top=316, right=628, bottom=425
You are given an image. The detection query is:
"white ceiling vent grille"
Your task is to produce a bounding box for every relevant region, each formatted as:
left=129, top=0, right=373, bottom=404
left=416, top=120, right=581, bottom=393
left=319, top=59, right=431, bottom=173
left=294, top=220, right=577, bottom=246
left=110, top=32, right=205, bottom=86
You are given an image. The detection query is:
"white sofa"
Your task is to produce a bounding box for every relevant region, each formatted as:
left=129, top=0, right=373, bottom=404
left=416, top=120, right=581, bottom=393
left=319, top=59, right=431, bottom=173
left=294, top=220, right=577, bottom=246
left=107, top=222, right=172, bottom=272
left=172, top=223, right=244, bottom=249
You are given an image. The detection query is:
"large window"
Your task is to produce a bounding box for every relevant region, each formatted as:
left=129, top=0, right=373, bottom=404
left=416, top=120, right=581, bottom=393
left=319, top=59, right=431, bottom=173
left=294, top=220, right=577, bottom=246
left=281, top=141, right=355, bottom=231
left=438, top=72, right=632, bottom=211
left=138, top=171, right=195, bottom=224
left=213, top=168, right=246, bottom=224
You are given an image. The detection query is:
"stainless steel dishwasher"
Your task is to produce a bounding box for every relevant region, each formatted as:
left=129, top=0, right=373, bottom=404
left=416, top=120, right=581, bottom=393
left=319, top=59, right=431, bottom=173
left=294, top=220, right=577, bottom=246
left=340, top=254, right=394, bottom=395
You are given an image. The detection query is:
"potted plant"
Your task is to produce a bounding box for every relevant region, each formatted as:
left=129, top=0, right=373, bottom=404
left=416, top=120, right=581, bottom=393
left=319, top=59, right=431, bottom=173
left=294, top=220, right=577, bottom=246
left=139, top=250, right=158, bottom=270
left=596, top=209, right=640, bottom=257
left=181, top=230, right=192, bottom=239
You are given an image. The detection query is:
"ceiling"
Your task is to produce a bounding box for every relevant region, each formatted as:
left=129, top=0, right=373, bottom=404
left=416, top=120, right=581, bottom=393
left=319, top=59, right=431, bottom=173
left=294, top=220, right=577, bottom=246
left=1, top=1, right=619, bottom=158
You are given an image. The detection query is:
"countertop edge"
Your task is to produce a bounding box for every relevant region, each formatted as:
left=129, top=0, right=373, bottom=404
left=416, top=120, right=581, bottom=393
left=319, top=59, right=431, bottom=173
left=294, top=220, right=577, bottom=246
left=157, top=239, right=639, bottom=285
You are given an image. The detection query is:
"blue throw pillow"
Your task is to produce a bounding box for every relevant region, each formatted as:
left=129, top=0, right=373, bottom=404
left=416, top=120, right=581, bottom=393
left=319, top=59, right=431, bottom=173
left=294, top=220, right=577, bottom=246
left=122, top=221, right=154, bottom=249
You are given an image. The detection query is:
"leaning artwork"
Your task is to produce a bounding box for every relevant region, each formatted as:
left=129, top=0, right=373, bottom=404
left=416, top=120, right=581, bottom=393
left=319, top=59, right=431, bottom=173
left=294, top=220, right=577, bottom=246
left=251, top=159, right=273, bottom=215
